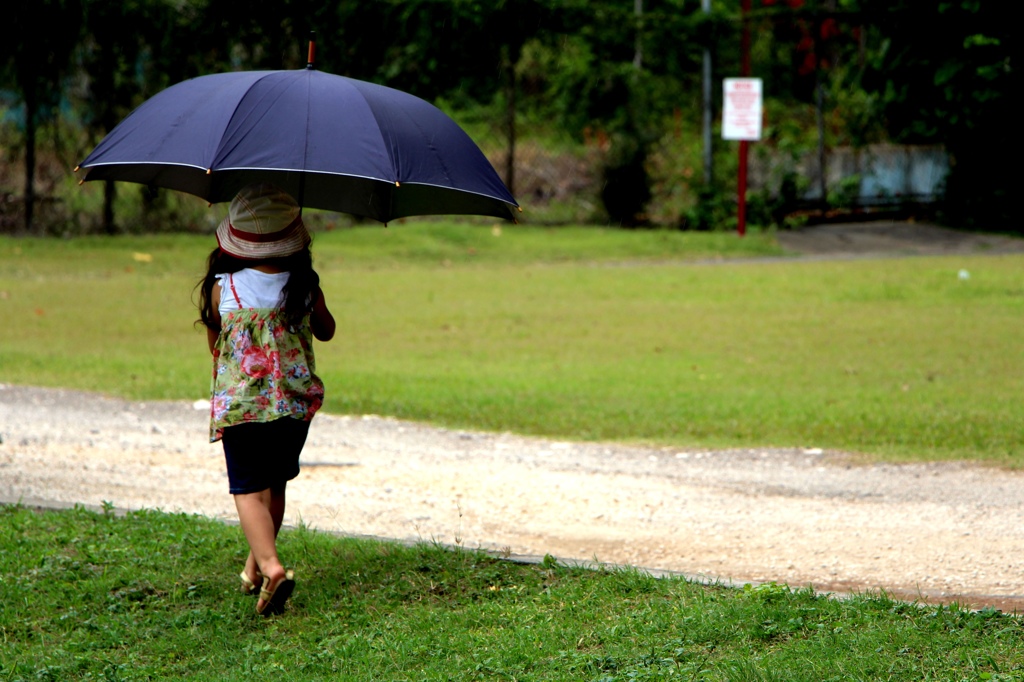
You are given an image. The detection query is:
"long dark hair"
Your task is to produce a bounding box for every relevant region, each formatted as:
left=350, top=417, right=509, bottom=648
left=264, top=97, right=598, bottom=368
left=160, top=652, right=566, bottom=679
left=195, top=247, right=320, bottom=331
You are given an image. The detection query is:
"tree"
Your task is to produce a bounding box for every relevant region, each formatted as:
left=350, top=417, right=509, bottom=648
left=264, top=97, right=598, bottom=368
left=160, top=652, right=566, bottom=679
left=762, top=0, right=1016, bottom=229
left=856, top=0, right=1015, bottom=229
left=1, top=0, right=83, bottom=233
left=75, top=0, right=228, bottom=233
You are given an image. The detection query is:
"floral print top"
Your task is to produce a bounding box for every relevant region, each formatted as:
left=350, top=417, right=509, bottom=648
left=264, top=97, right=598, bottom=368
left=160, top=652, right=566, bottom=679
left=209, top=274, right=324, bottom=442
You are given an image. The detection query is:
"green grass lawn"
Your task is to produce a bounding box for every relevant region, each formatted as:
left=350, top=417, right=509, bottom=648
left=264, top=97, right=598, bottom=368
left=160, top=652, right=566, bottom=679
left=2, top=505, right=1020, bottom=681
left=1, top=224, right=1022, bottom=466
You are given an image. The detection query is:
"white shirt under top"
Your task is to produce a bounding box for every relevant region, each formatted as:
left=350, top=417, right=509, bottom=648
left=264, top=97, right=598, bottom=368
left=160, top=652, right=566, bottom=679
left=216, top=269, right=289, bottom=314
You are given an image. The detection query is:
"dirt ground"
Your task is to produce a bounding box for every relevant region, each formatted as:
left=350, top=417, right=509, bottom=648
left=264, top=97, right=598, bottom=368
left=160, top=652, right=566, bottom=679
left=2, top=221, right=1022, bottom=612
left=775, top=219, right=1024, bottom=257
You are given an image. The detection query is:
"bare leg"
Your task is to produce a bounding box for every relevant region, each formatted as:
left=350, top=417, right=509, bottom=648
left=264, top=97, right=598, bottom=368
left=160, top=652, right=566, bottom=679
left=234, top=486, right=289, bottom=611
left=269, top=483, right=286, bottom=534
left=241, top=484, right=286, bottom=586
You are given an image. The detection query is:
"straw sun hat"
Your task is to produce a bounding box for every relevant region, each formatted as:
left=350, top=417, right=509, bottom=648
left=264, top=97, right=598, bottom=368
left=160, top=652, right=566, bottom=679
left=216, top=183, right=311, bottom=260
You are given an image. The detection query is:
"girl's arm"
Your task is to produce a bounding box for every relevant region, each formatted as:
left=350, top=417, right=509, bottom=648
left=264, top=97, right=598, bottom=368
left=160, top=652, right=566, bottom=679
left=310, top=286, right=336, bottom=342
left=207, top=282, right=222, bottom=355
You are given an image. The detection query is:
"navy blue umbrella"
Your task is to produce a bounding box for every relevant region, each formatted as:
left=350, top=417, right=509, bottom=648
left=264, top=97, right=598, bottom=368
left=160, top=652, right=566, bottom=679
left=76, top=68, right=519, bottom=223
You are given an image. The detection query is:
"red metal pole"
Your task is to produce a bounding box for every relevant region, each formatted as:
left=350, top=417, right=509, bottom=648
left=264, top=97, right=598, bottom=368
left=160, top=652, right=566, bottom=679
left=738, top=140, right=748, bottom=237
left=737, top=0, right=751, bottom=237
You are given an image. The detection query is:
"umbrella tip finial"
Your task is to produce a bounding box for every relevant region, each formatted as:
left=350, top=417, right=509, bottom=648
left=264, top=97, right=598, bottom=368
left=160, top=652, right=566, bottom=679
left=73, top=165, right=80, bottom=172
left=307, top=31, right=316, bottom=70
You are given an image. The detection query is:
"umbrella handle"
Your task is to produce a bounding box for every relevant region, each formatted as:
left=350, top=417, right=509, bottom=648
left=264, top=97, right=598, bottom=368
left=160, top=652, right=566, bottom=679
left=299, top=30, right=317, bottom=211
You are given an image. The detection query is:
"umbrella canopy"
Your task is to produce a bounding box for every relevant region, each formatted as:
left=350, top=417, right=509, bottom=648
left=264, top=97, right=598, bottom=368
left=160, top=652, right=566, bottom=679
left=76, top=69, right=519, bottom=223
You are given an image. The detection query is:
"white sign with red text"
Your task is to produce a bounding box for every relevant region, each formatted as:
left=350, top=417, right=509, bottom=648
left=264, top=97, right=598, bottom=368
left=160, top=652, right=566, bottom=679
left=722, top=78, right=763, bottom=141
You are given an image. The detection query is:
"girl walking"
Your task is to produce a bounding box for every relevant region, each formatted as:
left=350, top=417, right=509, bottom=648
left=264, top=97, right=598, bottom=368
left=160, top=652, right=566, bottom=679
left=197, top=183, right=336, bottom=616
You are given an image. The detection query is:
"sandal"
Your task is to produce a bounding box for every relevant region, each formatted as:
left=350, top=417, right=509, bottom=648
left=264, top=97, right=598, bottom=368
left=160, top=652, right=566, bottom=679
left=257, top=570, right=295, bottom=616
left=239, top=570, right=262, bottom=596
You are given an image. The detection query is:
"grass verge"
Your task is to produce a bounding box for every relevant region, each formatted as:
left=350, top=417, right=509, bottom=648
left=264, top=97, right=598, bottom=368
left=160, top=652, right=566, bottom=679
left=1, top=505, right=1020, bottom=681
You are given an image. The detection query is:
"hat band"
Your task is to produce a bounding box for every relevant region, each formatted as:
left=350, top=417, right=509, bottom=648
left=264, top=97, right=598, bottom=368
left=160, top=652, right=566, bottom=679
left=228, top=216, right=303, bottom=243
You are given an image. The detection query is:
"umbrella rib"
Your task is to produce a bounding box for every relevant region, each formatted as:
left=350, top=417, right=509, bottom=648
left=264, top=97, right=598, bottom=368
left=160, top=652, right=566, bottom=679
left=216, top=167, right=515, bottom=206
left=84, top=161, right=407, bottom=190
left=213, top=166, right=394, bottom=183
left=396, top=180, right=520, bottom=205
left=84, top=160, right=209, bottom=171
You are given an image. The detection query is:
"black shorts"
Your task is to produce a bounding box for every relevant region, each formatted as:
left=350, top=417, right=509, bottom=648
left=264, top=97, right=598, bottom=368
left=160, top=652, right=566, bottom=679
left=221, top=418, right=310, bottom=494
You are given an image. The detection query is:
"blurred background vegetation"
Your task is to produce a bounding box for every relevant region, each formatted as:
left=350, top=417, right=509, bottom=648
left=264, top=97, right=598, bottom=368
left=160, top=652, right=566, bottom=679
left=0, top=0, right=1014, bottom=236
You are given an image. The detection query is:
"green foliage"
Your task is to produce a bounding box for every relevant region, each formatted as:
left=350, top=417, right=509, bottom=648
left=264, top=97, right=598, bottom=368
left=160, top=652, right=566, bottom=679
left=515, top=35, right=601, bottom=135
left=1, top=505, right=1021, bottom=680
left=842, top=0, right=1015, bottom=227
left=684, top=187, right=734, bottom=232
left=646, top=127, right=705, bottom=228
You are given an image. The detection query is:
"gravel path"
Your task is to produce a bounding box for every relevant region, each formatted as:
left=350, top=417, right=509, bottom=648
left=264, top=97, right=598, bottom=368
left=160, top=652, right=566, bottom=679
left=2, top=384, right=1022, bottom=612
